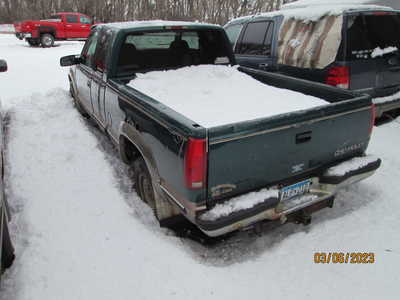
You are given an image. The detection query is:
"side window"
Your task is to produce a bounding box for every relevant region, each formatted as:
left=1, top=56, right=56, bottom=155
left=80, top=16, right=92, bottom=25
left=225, top=24, right=243, bottom=48
left=237, top=21, right=273, bottom=56
left=81, top=31, right=99, bottom=69
left=93, top=30, right=110, bottom=72
left=66, top=15, right=78, bottom=23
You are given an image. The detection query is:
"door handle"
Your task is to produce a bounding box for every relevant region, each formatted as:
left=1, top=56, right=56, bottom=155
left=259, top=63, right=269, bottom=69
left=296, top=131, right=312, bottom=144
left=87, top=80, right=91, bottom=87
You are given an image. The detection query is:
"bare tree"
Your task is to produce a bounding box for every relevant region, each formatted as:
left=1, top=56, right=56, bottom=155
left=0, top=0, right=297, bottom=24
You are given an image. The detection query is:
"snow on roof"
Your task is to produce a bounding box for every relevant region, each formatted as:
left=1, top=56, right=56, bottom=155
left=226, top=0, right=395, bottom=25
left=283, top=0, right=400, bottom=10
left=271, top=4, right=390, bottom=22
left=103, top=20, right=218, bottom=30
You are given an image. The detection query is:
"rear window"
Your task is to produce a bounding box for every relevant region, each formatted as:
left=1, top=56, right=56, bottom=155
left=346, top=13, right=400, bottom=60
left=66, top=15, right=78, bottom=23
left=49, top=15, right=62, bottom=21
left=117, top=30, right=232, bottom=76
left=126, top=32, right=199, bottom=50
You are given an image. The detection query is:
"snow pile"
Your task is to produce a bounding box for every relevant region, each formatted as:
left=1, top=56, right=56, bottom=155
left=324, top=155, right=379, bottom=176
left=200, top=189, right=279, bottom=221
left=128, top=65, right=328, bottom=128
left=0, top=24, right=14, bottom=33
left=373, top=90, right=400, bottom=104
left=371, top=46, right=398, bottom=58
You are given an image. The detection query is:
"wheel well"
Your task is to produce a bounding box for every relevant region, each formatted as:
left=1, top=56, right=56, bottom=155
left=39, top=28, right=55, bottom=38
left=119, top=135, right=141, bottom=164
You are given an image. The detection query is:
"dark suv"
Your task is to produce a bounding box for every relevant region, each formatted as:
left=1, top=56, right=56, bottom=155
left=224, top=4, right=400, bottom=118
left=0, top=59, right=14, bottom=285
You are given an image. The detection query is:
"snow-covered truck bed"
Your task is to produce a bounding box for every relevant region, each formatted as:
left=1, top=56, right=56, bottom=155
left=128, top=65, right=328, bottom=128
left=60, top=21, right=381, bottom=237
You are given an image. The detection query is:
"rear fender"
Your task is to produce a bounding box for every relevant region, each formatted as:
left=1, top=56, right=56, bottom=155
left=38, top=25, right=56, bottom=38
left=119, top=121, right=182, bottom=220
left=119, top=121, right=160, bottom=181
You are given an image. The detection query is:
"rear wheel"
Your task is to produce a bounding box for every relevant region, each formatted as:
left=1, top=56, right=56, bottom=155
left=131, top=156, right=183, bottom=227
left=133, top=157, right=156, bottom=212
left=1, top=211, right=15, bottom=273
left=40, top=33, right=54, bottom=48
left=26, top=38, right=40, bottom=47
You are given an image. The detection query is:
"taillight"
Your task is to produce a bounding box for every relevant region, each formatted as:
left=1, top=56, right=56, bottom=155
left=369, top=103, right=376, bottom=135
left=326, top=66, right=350, bottom=89
left=184, top=138, right=207, bottom=189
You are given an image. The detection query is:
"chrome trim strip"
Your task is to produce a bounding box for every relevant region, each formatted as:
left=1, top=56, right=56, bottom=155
left=209, top=106, right=370, bottom=145
left=159, top=184, right=186, bottom=211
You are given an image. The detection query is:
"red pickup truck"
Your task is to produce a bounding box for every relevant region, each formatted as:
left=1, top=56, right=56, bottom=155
left=14, top=12, right=92, bottom=47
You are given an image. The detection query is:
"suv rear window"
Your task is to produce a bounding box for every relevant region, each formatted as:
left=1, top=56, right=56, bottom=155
left=346, top=13, right=400, bottom=60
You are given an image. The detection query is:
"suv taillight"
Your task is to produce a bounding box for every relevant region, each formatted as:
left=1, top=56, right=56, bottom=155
left=184, top=138, right=207, bottom=189
left=369, top=103, right=376, bottom=135
left=326, top=66, right=350, bottom=89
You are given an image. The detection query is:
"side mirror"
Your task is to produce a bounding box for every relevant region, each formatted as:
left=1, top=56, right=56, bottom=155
left=60, top=55, right=82, bottom=67
left=0, top=59, right=7, bottom=72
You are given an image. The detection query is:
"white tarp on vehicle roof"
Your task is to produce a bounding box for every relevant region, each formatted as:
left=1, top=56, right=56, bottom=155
left=283, top=0, right=400, bottom=10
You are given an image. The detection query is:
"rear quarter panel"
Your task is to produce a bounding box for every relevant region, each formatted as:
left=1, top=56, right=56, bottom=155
left=110, top=81, right=209, bottom=207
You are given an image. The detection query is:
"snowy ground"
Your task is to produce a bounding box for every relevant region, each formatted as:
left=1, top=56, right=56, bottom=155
left=0, top=25, right=14, bottom=33
left=0, top=34, right=398, bottom=299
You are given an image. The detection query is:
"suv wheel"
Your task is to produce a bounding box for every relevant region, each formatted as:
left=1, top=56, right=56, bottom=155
left=40, top=34, right=54, bottom=48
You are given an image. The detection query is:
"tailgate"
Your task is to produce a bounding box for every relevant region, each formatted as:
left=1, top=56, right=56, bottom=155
left=14, top=22, right=22, bottom=33
left=207, top=98, right=372, bottom=202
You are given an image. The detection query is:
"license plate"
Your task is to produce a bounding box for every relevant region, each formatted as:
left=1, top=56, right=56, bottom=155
left=280, top=179, right=311, bottom=201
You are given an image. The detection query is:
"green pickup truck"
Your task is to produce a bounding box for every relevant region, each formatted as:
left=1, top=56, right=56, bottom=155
left=60, top=21, right=381, bottom=237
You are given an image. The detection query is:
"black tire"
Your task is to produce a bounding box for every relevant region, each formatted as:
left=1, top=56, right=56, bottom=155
left=26, top=38, right=40, bottom=47
left=70, top=81, right=89, bottom=118
left=1, top=211, right=15, bottom=273
left=133, top=157, right=156, bottom=212
left=40, top=33, right=54, bottom=48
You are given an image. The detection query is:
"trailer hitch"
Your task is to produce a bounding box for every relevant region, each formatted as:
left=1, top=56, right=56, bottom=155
left=287, top=210, right=312, bottom=225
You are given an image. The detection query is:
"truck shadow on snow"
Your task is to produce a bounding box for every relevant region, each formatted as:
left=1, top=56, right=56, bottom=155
left=73, top=97, right=381, bottom=266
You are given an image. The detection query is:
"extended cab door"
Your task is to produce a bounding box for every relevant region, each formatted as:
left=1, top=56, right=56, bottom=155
left=235, top=20, right=276, bottom=71
left=64, top=14, right=80, bottom=38
left=90, top=30, right=109, bottom=127
left=78, top=15, right=92, bottom=38
left=75, top=30, right=99, bottom=114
